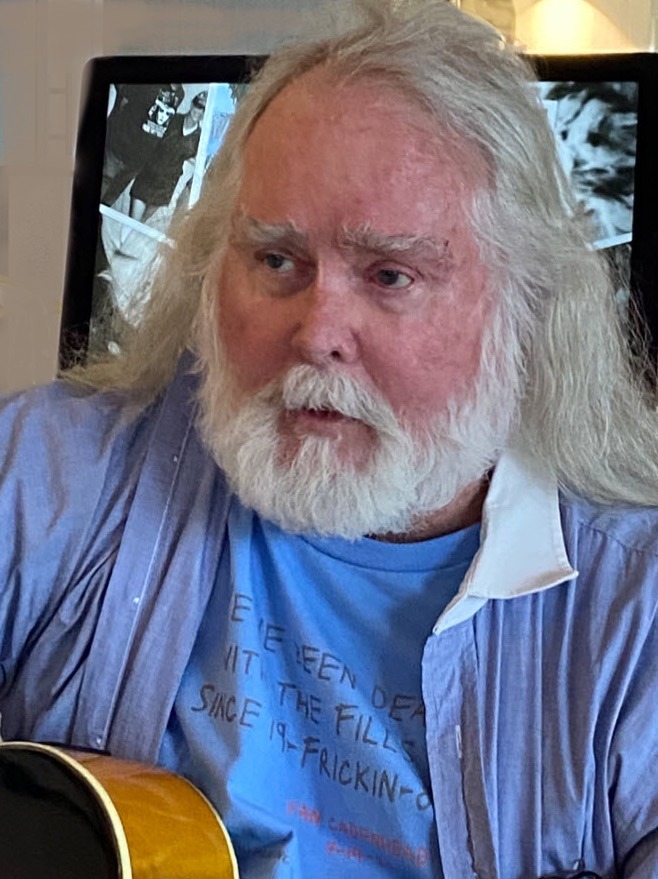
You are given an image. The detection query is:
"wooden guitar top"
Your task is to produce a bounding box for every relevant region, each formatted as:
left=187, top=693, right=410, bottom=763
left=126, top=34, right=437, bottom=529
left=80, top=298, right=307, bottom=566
left=0, top=740, right=239, bottom=879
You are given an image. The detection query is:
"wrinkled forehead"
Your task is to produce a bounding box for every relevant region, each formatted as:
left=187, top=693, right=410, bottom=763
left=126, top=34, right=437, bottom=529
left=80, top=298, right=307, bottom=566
left=236, top=67, right=490, bottom=244
left=245, top=66, right=489, bottom=186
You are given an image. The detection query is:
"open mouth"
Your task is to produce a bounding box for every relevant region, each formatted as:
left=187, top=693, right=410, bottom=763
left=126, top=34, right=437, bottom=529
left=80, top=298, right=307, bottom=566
left=298, top=407, right=349, bottom=421
left=285, top=406, right=358, bottom=429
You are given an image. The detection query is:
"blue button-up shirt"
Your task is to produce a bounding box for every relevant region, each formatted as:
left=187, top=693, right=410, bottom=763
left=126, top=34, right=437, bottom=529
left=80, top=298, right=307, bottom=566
left=1, top=358, right=658, bottom=878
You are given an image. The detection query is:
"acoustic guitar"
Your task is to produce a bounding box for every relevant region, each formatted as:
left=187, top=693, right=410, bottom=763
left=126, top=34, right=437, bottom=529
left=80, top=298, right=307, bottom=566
left=0, top=740, right=238, bottom=878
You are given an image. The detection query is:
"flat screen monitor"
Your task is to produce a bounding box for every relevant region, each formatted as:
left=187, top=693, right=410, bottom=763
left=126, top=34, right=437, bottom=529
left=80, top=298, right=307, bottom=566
left=59, top=52, right=658, bottom=370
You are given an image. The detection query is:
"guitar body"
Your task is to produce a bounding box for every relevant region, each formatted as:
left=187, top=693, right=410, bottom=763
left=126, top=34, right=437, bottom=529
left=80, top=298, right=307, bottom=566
left=0, top=740, right=238, bottom=878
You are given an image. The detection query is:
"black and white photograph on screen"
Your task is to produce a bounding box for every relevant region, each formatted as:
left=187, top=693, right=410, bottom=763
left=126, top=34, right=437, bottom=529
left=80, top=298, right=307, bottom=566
left=90, top=82, right=239, bottom=355
left=101, top=82, right=185, bottom=208
left=538, top=80, right=639, bottom=315
left=128, top=89, right=207, bottom=225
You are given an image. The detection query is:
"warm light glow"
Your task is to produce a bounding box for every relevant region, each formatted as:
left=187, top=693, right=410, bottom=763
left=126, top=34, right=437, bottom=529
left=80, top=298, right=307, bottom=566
left=516, top=0, right=636, bottom=53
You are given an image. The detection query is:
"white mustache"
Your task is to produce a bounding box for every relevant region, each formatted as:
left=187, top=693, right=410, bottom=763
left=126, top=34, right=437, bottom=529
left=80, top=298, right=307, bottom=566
left=264, top=365, right=401, bottom=436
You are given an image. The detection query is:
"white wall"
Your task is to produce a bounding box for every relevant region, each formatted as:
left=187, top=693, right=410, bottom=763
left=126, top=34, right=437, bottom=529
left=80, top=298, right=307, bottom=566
left=0, top=0, right=654, bottom=392
left=515, top=0, right=653, bottom=52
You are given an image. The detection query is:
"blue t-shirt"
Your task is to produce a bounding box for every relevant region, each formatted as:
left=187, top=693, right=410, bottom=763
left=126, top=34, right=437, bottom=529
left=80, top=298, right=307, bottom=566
left=159, top=499, right=480, bottom=878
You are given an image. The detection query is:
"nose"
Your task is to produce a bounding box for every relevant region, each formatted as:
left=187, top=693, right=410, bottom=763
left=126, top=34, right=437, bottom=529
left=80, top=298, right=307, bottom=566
left=290, top=278, right=359, bottom=367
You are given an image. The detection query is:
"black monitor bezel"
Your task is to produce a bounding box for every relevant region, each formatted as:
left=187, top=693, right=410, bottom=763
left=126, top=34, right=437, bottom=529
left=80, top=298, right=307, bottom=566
left=59, top=51, right=658, bottom=372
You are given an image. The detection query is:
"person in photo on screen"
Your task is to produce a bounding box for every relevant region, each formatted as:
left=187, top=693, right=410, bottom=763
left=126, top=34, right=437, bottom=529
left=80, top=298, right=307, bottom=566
left=101, top=83, right=185, bottom=208
left=128, top=90, right=207, bottom=226
left=4, top=2, right=658, bottom=878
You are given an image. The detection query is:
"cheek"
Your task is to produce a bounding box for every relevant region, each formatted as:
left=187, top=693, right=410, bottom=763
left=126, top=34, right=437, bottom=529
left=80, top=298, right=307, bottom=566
left=217, top=262, right=291, bottom=393
left=370, top=289, right=491, bottom=423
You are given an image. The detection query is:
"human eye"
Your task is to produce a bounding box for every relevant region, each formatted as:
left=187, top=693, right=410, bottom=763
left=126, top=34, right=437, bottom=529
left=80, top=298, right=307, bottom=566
left=260, top=252, right=295, bottom=273
left=251, top=247, right=313, bottom=297
left=373, top=267, right=414, bottom=290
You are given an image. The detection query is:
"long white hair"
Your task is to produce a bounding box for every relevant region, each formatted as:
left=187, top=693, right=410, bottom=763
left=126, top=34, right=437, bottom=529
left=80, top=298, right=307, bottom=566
left=70, top=0, right=658, bottom=507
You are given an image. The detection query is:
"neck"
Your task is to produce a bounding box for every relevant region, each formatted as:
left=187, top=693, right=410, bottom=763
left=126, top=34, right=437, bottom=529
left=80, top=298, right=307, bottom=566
left=370, top=477, right=489, bottom=543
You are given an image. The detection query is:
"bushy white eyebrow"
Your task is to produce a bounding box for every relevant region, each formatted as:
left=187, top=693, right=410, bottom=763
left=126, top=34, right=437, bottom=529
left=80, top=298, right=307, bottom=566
left=339, top=221, right=451, bottom=263
left=232, top=215, right=452, bottom=266
left=231, top=216, right=309, bottom=250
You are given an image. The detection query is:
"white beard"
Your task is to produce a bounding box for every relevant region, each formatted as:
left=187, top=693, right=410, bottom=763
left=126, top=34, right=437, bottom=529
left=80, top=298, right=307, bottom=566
left=195, top=336, right=518, bottom=540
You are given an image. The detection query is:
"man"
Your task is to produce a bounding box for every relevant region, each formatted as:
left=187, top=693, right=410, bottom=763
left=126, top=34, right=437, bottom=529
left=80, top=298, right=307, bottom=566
left=101, top=82, right=185, bottom=207
left=2, top=2, right=658, bottom=877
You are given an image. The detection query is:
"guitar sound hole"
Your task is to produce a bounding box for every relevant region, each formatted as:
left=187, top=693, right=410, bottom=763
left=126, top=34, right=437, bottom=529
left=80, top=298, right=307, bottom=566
left=0, top=749, right=120, bottom=879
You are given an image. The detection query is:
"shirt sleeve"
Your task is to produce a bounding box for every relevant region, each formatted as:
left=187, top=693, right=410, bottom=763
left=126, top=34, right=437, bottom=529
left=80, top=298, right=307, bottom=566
left=0, top=382, right=150, bottom=699
left=607, top=573, right=658, bottom=878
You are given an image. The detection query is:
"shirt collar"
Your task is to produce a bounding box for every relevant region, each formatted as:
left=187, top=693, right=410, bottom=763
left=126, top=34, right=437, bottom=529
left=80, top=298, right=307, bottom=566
left=433, top=448, right=578, bottom=634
